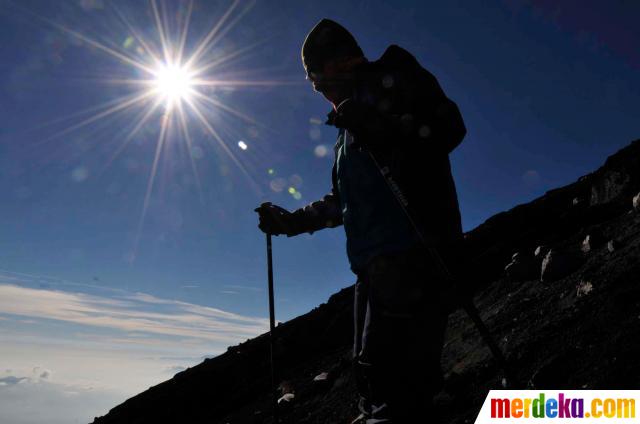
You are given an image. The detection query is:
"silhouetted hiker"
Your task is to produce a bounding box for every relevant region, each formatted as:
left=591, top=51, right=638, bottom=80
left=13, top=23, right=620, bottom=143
left=256, top=18, right=466, bottom=423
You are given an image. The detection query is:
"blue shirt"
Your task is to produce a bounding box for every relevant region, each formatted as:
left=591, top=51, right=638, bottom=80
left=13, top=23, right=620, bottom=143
left=335, top=129, right=420, bottom=271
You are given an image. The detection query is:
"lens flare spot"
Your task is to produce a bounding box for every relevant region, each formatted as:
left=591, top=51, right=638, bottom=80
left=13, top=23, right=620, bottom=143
left=191, top=145, right=204, bottom=159
left=289, top=174, right=303, bottom=188
left=309, top=127, right=321, bottom=140
left=247, top=127, right=259, bottom=138
left=292, top=192, right=302, bottom=200
left=123, top=36, right=134, bottom=49
left=238, top=140, right=248, bottom=150
left=382, top=74, right=394, bottom=88
left=268, top=168, right=275, bottom=175
left=314, top=144, right=329, bottom=158
left=288, top=187, right=296, bottom=194
left=418, top=125, right=431, bottom=138
left=270, top=178, right=286, bottom=192
left=72, top=166, right=89, bottom=182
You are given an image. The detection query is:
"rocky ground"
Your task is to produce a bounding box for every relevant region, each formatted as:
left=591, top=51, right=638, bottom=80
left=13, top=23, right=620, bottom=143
left=93, top=140, right=640, bottom=424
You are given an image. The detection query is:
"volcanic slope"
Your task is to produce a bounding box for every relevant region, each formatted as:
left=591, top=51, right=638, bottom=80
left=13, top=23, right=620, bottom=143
left=93, top=139, right=640, bottom=424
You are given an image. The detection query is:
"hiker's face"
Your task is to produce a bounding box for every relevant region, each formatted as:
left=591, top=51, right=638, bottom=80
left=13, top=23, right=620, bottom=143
left=306, top=59, right=353, bottom=105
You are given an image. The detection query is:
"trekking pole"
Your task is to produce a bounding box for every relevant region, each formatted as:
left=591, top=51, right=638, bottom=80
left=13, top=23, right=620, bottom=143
left=362, top=145, right=518, bottom=388
left=266, top=234, right=279, bottom=423
left=461, top=299, right=516, bottom=385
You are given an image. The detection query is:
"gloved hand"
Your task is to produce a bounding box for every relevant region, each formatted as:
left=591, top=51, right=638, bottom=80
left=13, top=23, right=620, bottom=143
left=254, top=202, right=304, bottom=236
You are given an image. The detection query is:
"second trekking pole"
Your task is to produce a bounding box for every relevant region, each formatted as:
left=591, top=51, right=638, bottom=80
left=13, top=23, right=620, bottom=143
left=363, top=145, right=519, bottom=388
left=266, top=234, right=279, bottom=423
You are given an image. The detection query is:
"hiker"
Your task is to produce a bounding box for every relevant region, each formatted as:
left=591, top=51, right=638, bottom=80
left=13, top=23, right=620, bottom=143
left=255, top=18, right=466, bottom=423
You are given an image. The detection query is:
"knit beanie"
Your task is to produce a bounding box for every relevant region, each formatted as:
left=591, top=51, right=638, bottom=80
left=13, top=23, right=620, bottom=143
left=301, top=19, right=363, bottom=72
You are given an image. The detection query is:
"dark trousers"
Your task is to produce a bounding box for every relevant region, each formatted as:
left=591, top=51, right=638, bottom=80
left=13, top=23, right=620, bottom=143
left=353, top=249, right=449, bottom=423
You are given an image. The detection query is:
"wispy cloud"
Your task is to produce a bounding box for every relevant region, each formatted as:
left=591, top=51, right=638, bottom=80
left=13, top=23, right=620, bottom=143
left=164, top=365, right=187, bottom=375
left=0, top=376, right=28, bottom=386
left=0, top=284, right=269, bottom=343
left=0, top=268, right=119, bottom=293
left=222, top=284, right=263, bottom=292
left=0, top=367, right=50, bottom=387
left=0, top=273, right=270, bottom=419
left=0, top=377, right=124, bottom=424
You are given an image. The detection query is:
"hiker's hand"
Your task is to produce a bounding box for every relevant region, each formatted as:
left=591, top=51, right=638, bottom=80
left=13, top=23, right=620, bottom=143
left=254, top=202, right=303, bottom=236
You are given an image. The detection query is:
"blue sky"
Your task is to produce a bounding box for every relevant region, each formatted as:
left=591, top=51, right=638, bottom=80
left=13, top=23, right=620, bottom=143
left=0, top=0, right=639, bottom=422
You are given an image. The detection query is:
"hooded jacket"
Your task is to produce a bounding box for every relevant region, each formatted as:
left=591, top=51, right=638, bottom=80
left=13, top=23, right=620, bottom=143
left=292, top=45, right=466, bottom=267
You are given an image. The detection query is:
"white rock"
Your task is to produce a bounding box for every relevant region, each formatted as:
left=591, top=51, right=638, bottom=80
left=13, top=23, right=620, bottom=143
left=540, top=248, right=584, bottom=283
left=278, top=393, right=295, bottom=404
left=633, top=193, right=640, bottom=210
left=576, top=281, right=593, bottom=298
left=505, top=252, right=538, bottom=281
left=313, top=372, right=329, bottom=382
left=581, top=235, right=592, bottom=253
left=580, top=234, right=603, bottom=253
left=534, top=245, right=549, bottom=258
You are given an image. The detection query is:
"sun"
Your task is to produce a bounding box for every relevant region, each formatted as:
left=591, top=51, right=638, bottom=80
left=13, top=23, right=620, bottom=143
left=38, top=0, right=297, bottom=260
left=152, top=63, right=195, bottom=108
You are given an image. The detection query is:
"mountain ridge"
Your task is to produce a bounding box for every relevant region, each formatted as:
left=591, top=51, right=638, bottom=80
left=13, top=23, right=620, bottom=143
left=93, top=139, right=640, bottom=424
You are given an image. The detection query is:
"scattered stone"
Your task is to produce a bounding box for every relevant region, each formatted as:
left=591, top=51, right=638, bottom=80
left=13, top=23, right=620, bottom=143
left=581, top=233, right=604, bottom=253
left=541, top=248, right=585, bottom=283
left=504, top=251, right=539, bottom=281
left=633, top=192, right=640, bottom=210
left=310, top=370, right=332, bottom=393
left=572, top=197, right=583, bottom=206
left=313, top=372, right=329, bottom=382
left=576, top=281, right=593, bottom=298
left=534, top=245, right=549, bottom=259
left=581, top=235, right=592, bottom=253
left=607, top=240, right=618, bottom=253
left=277, top=393, right=295, bottom=405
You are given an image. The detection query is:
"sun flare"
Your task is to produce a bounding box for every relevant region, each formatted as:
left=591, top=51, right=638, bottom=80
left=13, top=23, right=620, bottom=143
left=152, top=63, right=195, bottom=108
left=38, top=0, right=297, bottom=260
